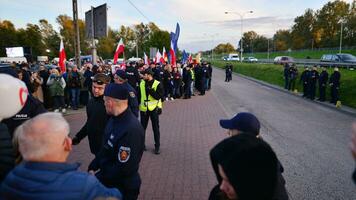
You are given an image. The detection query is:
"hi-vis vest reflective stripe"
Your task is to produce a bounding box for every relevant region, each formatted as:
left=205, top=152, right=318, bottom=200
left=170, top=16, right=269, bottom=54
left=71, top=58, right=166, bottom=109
left=190, top=69, right=195, bottom=80
left=139, top=80, right=163, bottom=112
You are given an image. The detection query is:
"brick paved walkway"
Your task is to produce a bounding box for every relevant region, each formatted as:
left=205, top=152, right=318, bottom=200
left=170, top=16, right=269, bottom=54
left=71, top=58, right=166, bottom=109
left=66, top=91, right=227, bottom=199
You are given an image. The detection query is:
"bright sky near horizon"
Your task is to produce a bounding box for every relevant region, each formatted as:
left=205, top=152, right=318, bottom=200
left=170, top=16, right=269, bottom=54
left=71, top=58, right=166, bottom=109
left=0, top=0, right=353, bottom=53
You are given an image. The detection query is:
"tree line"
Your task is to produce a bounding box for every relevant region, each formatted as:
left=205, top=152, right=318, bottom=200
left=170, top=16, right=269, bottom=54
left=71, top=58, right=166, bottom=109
left=0, top=15, right=171, bottom=60
left=208, top=0, right=356, bottom=55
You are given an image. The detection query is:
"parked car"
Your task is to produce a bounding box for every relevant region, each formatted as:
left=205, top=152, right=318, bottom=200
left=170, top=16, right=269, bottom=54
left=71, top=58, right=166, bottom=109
left=226, top=53, right=240, bottom=61
left=320, top=53, right=356, bottom=65
left=244, top=57, right=258, bottom=63
left=222, top=56, right=228, bottom=61
left=273, top=56, right=294, bottom=64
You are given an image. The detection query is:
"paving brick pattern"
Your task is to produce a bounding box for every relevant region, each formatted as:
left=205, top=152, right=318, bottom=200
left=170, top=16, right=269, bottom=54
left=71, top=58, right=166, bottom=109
left=66, top=91, right=227, bottom=200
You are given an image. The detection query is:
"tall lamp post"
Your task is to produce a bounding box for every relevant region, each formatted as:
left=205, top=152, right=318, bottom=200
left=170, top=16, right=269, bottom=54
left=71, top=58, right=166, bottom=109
left=225, top=10, right=253, bottom=62
left=203, top=33, right=219, bottom=61
left=339, top=18, right=346, bottom=54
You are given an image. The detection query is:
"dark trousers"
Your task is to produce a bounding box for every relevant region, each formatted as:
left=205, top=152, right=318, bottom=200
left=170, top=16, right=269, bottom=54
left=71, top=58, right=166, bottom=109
left=309, top=83, right=316, bottom=100
left=53, top=96, right=65, bottom=109
left=284, top=77, right=289, bottom=89
left=200, top=79, right=206, bottom=95
left=140, top=110, right=160, bottom=149
left=288, top=78, right=296, bottom=91
left=330, top=86, right=339, bottom=104
left=302, top=83, right=308, bottom=97
left=70, top=88, right=80, bottom=108
left=207, top=78, right=211, bottom=90
left=319, top=84, right=326, bottom=101
left=184, top=81, right=191, bottom=98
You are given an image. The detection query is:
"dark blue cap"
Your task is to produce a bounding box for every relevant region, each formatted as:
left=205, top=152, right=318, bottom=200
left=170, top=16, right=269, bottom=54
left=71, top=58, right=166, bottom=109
left=104, top=83, right=128, bottom=100
left=115, top=69, right=127, bottom=79
left=219, top=112, right=260, bottom=136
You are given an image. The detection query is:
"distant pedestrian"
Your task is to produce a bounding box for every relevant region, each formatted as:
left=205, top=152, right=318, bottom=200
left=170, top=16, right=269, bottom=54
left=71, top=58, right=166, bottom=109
left=1, top=113, right=122, bottom=200
left=308, top=66, right=319, bottom=100
left=225, top=64, right=232, bottom=82
left=329, top=67, right=341, bottom=105
left=46, top=69, right=66, bottom=113
left=183, top=64, right=193, bottom=99
left=288, top=64, right=298, bottom=91
left=66, top=66, right=83, bottom=110
left=318, top=67, right=329, bottom=102
left=207, top=62, right=213, bottom=90
left=209, top=134, right=278, bottom=200
left=283, top=63, right=290, bottom=89
left=300, top=67, right=310, bottom=98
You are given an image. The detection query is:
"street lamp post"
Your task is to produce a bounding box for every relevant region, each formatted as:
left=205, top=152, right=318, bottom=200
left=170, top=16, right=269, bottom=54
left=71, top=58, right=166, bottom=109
left=225, top=10, right=253, bottom=62
left=339, top=18, right=345, bottom=54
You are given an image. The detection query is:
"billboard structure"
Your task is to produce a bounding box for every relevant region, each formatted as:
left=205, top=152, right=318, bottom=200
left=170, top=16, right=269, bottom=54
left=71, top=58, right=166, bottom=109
left=85, top=4, right=107, bottom=39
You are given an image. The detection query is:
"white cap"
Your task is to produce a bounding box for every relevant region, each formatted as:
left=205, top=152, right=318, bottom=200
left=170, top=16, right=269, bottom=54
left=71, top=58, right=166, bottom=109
left=0, top=74, right=28, bottom=121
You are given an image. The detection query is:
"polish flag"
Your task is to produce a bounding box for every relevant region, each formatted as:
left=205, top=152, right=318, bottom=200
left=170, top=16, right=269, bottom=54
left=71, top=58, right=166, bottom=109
left=169, top=40, right=176, bottom=66
left=114, top=38, right=124, bottom=64
left=188, top=53, right=192, bottom=64
left=162, top=47, right=168, bottom=63
left=155, top=50, right=162, bottom=64
left=144, top=52, right=150, bottom=65
left=58, top=39, right=66, bottom=73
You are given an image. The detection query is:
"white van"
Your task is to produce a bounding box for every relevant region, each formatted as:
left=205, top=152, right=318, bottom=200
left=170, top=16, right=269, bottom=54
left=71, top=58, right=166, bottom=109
left=227, top=53, right=240, bottom=61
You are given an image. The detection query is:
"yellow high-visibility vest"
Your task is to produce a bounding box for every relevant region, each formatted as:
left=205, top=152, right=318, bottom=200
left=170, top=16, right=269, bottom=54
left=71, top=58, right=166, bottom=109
left=139, top=80, right=163, bottom=112
left=190, top=69, right=195, bottom=80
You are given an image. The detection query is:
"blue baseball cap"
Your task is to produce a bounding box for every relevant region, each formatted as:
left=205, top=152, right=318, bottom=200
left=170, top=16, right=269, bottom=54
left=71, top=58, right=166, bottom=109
left=219, top=112, right=260, bottom=136
left=104, top=83, right=128, bottom=100
left=115, top=69, right=127, bottom=80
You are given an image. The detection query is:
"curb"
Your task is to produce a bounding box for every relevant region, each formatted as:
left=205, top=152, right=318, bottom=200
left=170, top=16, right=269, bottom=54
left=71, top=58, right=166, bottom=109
left=214, top=66, right=356, bottom=117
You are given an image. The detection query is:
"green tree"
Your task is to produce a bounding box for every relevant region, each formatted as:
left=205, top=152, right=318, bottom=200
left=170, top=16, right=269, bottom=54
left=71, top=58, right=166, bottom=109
left=0, top=20, right=18, bottom=56
left=213, top=43, right=236, bottom=54
left=291, top=9, right=316, bottom=49
left=39, top=19, right=60, bottom=59
left=273, top=30, right=291, bottom=51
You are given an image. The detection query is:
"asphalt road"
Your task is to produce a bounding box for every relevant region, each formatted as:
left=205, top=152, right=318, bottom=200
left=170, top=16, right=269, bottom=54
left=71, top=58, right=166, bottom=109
left=211, top=67, right=356, bottom=199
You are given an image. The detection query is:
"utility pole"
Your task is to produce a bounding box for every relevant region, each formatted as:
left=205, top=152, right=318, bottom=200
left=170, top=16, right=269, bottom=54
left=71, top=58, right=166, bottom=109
left=91, top=6, right=97, bottom=65
left=72, top=0, right=81, bottom=68
left=267, top=39, right=270, bottom=60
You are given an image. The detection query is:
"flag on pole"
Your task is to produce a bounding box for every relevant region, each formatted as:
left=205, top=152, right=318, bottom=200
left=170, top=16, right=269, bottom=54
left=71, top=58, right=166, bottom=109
left=188, top=53, right=192, bottom=64
left=155, top=50, right=162, bottom=64
left=182, top=50, right=188, bottom=63
left=169, top=40, right=176, bottom=66
left=162, top=47, right=168, bottom=63
left=114, top=38, right=124, bottom=64
left=144, top=52, right=150, bottom=65
left=58, top=39, right=66, bottom=73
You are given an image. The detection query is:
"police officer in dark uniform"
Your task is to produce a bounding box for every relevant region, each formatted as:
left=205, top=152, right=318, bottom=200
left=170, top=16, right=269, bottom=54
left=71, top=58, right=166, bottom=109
left=72, top=74, right=111, bottom=155
left=183, top=64, right=193, bottom=99
left=308, top=66, right=319, bottom=100
left=88, top=83, right=144, bottom=200
left=318, top=67, right=329, bottom=102
left=329, top=67, right=341, bottom=104
left=283, top=63, right=290, bottom=89
left=207, top=62, right=213, bottom=90
left=125, top=62, right=140, bottom=92
left=199, top=62, right=208, bottom=95
left=300, top=66, right=310, bottom=98
left=114, top=69, right=139, bottom=118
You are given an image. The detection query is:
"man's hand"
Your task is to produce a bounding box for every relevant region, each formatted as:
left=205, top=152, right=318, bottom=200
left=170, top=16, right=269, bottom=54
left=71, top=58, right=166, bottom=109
left=72, top=136, right=80, bottom=145
left=350, top=123, right=356, bottom=160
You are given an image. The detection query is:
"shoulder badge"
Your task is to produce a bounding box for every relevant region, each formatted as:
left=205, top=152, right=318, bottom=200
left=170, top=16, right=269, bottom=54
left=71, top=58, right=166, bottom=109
left=118, top=146, right=131, bottom=163
left=129, top=91, right=136, bottom=98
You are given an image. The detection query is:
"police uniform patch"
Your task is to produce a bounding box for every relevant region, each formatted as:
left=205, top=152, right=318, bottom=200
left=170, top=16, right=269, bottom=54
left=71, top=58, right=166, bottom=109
left=118, top=146, right=131, bottom=163
left=129, top=92, right=136, bottom=98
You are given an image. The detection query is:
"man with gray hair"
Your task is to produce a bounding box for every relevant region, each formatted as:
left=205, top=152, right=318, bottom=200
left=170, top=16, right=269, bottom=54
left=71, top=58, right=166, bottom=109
left=0, top=112, right=122, bottom=200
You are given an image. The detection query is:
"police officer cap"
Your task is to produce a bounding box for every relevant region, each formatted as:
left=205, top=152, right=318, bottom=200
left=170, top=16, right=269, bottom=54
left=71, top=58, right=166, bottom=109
left=143, top=68, right=154, bottom=75
left=104, top=83, right=128, bottom=100
left=115, top=69, right=127, bottom=80
left=220, top=112, right=260, bottom=136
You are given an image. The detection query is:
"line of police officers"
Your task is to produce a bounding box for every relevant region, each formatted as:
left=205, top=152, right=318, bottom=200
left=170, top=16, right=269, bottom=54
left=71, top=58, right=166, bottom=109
left=283, top=63, right=341, bottom=105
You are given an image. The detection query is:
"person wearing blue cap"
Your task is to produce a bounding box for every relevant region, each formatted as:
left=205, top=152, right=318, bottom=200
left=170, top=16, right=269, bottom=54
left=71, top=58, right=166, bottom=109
left=209, top=112, right=289, bottom=200
left=88, top=83, right=144, bottom=200
left=114, top=69, right=139, bottom=118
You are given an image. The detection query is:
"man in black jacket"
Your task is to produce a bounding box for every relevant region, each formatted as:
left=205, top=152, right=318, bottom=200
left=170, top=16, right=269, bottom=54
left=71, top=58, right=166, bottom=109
left=72, top=73, right=111, bottom=155
left=300, top=67, right=310, bottom=98
left=329, top=67, right=341, bottom=104
left=88, top=83, right=144, bottom=200
left=318, top=67, right=328, bottom=102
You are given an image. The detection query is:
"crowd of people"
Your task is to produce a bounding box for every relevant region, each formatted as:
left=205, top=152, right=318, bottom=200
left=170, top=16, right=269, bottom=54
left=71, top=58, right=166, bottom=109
left=283, top=63, right=341, bottom=104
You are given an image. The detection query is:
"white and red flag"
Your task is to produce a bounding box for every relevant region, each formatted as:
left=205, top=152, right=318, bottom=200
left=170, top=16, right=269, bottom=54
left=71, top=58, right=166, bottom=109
left=155, top=50, right=162, bottom=64
left=162, top=47, right=168, bottom=64
left=188, top=53, right=192, bottom=64
left=58, top=39, right=66, bottom=73
left=169, top=40, right=176, bottom=66
left=113, top=38, right=124, bottom=64
left=144, top=52, right=150, bottom=65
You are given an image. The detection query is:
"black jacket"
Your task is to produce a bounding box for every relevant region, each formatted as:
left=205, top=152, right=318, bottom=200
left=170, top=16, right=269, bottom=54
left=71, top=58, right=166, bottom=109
left=319, top=71, right=329, bottom=86
left=329, top=71, right=341, bottom=87
left=125, top=66, right=140, bottom=89
left=75, top=95, right=109, bottom=155
left=0, top=123, right=15, bottom=183
left=88, top=109, right=144, bottom=189
left=2, top=95, right=46, bottom=136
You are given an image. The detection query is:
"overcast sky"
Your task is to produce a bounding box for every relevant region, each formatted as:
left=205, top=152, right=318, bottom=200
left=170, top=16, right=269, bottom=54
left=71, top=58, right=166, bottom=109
left=0, top=0, right=353, bottom=53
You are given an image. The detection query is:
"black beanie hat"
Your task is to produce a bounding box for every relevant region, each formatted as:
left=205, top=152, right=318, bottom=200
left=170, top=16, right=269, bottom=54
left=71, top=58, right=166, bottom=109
left=210, top=134, right=278, bottom=200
